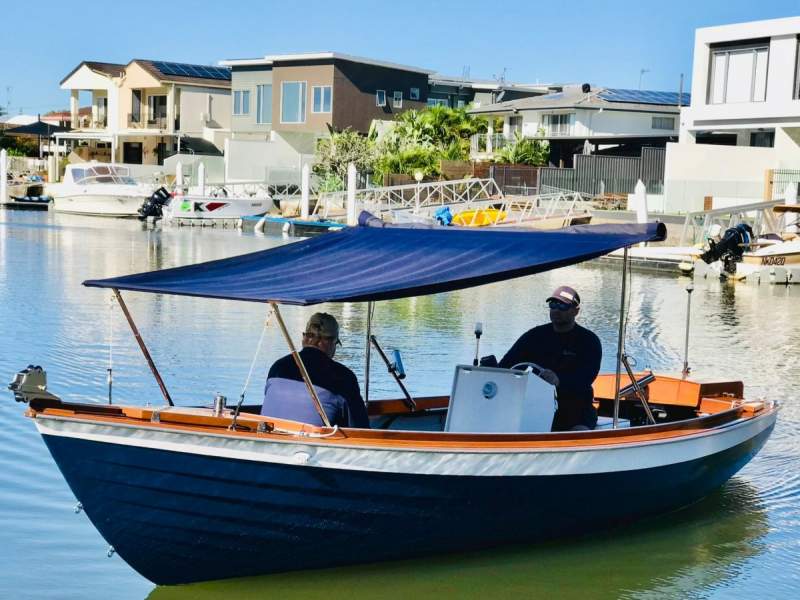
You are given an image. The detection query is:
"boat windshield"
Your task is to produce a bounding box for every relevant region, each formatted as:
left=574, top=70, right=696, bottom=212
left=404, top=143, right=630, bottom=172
left=72, top=165, right=138, bottom=185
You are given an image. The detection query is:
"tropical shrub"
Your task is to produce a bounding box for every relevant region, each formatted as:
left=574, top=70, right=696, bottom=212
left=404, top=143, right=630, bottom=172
left=493, top=131, right=549, bottom=166
left=313, top=128, right=374, bottom=182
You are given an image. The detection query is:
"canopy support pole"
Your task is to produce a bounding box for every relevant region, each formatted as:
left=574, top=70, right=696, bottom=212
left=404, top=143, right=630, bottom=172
left=364, top=301, right=374, bottom=407
left=269, top=302, right=332, bottom=428
left=612, top=247, right=629, bottom=428
left=112, top=288, right=173, bottom=406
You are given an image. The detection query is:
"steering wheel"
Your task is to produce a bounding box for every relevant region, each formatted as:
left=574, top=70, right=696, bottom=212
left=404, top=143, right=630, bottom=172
left=511, top=362, right=544, bottom=375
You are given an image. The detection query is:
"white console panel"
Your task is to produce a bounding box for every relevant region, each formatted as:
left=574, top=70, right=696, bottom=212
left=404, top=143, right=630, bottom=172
left=445, top=365, right=557, bottom=433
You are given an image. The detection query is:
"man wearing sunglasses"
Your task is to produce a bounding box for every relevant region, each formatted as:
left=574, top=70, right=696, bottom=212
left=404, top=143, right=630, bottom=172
left=499, top=286, right=602, bottom=431
left=262, top=312, right=369, bottom=428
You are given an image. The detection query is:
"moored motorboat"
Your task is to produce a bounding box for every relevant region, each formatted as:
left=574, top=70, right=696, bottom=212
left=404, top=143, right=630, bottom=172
left=12, top=214, right=777, bottom=585
left=49, top=163, right=155, bottom=217
left=164, top=187, right=271, bottom=224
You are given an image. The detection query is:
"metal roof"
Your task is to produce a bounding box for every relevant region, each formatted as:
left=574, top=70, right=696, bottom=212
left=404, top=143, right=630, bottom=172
left=221, top=52, right=433, bottom=74
left=469, top=86, right=690, bottom=115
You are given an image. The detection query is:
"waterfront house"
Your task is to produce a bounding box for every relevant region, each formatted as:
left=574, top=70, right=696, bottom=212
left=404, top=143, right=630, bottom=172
left=55, top=60, right=231, bottom=168
left=664, top=16, right=800, bottom=212
left=218, top=52, right=433, bottom=181
left=469, top=84, right=687, bottom=167
left=427, top=75, right=548, bottom=109
left=218, top=52, right=547, bottom=181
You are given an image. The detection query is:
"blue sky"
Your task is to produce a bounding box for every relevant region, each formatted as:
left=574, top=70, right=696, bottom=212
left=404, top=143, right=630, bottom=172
left=0, top=0, right=797, bottom=115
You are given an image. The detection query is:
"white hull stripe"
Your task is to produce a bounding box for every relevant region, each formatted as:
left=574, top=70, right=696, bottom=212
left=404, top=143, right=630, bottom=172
left=34, top=413, right=776, bottom=477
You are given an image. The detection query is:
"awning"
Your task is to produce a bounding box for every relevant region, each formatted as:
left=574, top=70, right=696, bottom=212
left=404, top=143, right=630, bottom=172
left=84, top=212, right=666, bottom=305
left=4, top=121, right=70, bottom=136
left=176, top=136, right=223, bottom=156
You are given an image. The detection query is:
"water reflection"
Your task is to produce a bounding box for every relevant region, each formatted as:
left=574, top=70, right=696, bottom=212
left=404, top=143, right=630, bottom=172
left=146, top=481, right=768, bottom=600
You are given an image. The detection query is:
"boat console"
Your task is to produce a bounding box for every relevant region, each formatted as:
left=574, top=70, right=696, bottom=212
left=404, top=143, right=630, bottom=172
left=445, top=365, right=556, bottom=433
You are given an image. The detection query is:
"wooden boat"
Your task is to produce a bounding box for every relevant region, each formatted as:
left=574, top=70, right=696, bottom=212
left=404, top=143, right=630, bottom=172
left=13, top=213, right=777, bottom=585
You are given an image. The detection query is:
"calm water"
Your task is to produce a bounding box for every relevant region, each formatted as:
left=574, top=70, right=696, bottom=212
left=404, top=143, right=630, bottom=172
left=0, top=210, right=798, bottom=599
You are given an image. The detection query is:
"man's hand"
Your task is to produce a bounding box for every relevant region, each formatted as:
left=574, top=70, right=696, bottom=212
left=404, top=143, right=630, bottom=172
left=538, top=369, right=560, bottom=387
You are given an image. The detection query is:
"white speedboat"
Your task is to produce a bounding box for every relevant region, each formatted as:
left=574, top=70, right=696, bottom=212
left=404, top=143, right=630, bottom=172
left=164, top=185, right=271, bottom=223
left=50, top=163, right=153, bottom=217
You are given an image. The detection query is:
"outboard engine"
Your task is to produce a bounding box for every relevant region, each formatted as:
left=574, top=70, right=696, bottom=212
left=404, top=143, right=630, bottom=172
left=138, top=187, right=171, bottom=220
left=699, top=223, right=754, bottom=275
left=8, top=365, right=61, bottom=404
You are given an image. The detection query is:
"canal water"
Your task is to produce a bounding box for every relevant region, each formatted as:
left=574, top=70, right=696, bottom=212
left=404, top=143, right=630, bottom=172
left=0, top=210, right=798, bottom=599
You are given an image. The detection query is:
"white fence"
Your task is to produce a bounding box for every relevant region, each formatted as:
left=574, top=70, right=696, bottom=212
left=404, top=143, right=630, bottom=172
left=313, top=178, right=502, bottom=219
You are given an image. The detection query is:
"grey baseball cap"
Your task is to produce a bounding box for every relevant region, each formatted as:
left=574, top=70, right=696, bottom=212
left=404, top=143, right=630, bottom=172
left=305, top=312, right=340, bottom=340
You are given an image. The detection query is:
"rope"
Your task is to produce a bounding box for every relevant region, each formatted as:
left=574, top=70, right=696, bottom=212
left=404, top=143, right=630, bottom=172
left=229, top=306, right=274, bottom=430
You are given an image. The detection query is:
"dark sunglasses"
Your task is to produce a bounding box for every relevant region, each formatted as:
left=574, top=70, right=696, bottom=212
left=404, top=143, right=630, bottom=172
left=547, top=300, right=574, bottom=311
left=304, top=332, right=342, bottom=346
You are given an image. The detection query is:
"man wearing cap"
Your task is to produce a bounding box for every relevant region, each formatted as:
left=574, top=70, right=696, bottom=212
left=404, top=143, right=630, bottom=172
left=499, top=286, right=602, bottom=431
left=262, top=312, right=369, bottom=428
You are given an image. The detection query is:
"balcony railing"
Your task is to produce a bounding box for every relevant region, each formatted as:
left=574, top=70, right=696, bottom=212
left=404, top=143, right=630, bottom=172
left=127, top=114, right=169, bottom=129
left=470, top=133, right=512, bottom=154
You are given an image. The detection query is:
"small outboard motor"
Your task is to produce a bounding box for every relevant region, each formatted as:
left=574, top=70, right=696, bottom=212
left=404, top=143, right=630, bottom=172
left=8, top=365, right=61, bottom=403
left=699, top=223, right=754, bottom=275
left=138, top=187, right=171, bottom=220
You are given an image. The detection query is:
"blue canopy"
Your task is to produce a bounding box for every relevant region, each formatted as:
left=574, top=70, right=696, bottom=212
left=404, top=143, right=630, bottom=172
left=84, top=213, right=666, bottom=305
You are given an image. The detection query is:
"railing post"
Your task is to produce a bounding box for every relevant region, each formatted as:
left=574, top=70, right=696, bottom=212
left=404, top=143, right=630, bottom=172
left=346, top=162, right=357, bottom=226
left=175, top=161, right=183, bottom=196
left=198, top=162, right=206, bottom=197
left=785, top=182, right=798, bottom=234
left=0, top=149, right=7, bottom=206
left=300, top=163, right=310, bottom=219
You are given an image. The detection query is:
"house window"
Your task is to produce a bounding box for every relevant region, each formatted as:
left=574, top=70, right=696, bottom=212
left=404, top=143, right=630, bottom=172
left=795, top=38, right=800, bottom=99
left=393, top=91, right=403, bottom=109
left=750, top=130, right=775, bottom=147
left=312, top=86, right=332, bottom=113
left=281, top=81, right=306, bottom=123
left=410, top=87, right=420, bottom=100
left=131, top=90, right=142, bottom=123
left=457, top=99, right=466, bottom=109
left=376, top=90, right=386, bottom=107
left=256, top=84, right=272, bottom=124
left=652, top=116, right=675, bottom=130
left=426, top=98, right=448, bottom=107
left=542, top=113, right=573, bottom=136
left=147, top=95, right=167, bottom=126
left=708, top=44, right=769, bottom=104
left=233, top=90, right=250, bottom=115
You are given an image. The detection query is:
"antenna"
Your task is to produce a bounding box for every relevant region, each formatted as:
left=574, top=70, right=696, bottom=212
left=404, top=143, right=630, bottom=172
left=678, top=73, right=684, bottom=108
left=638, top=69, right=650, bottom=90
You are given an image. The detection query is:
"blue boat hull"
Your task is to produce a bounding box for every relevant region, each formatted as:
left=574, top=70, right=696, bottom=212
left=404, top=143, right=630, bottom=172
left=41, top=424, right=773, bottom=585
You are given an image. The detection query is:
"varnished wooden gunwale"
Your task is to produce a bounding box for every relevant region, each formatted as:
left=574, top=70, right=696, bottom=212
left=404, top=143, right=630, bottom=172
left=27, top=391, right=773, bottom=451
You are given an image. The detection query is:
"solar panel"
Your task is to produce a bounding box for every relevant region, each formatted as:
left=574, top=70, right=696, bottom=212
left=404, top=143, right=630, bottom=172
left=598, top=88, right=690, bottom=106
left=151, top=61, right=231, bottom=81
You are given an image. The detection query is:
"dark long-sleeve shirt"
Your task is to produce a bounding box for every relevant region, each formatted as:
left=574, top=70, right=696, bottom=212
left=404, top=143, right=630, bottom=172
left=262, top=347, right=369, bottom=428
left=499, top=324, right=602, bottom=431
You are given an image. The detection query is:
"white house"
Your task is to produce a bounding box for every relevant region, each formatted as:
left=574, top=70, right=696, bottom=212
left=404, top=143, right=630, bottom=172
left=469, top=85, right=687, bottom=166
left=665, top=16, right=800, bottom=212
left=55, top=60, right=231, bottom=168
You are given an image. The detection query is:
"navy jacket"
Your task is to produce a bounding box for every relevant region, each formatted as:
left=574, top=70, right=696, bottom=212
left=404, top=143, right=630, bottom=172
left=499, top=324, right=602, bottom=431
left=262, top=347, right=369, bottom=428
